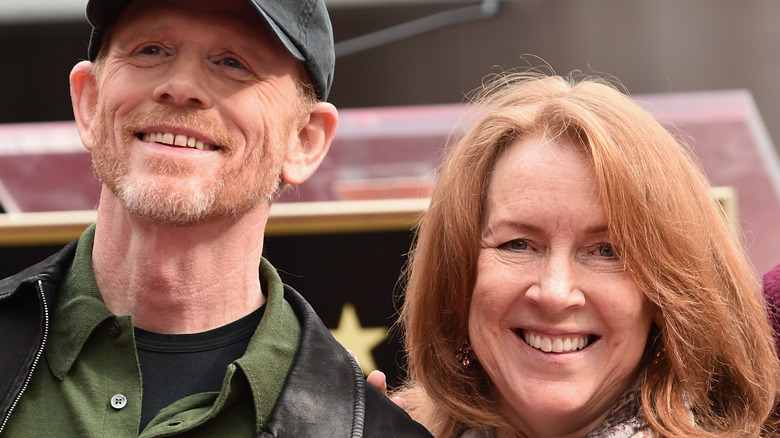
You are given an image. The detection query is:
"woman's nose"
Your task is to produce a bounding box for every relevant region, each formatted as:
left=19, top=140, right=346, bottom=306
left=525, top=253, right=586, bottom=313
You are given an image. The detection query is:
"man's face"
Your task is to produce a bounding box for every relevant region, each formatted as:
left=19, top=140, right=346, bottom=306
left=90, top=0, right=305, bottom=225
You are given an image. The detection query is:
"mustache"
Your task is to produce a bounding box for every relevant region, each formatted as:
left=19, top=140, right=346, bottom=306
left=122, top=107, right=238, bottom=152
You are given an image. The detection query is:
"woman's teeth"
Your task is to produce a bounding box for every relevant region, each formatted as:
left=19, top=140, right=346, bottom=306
left=523, top=331, right=590, bottom=353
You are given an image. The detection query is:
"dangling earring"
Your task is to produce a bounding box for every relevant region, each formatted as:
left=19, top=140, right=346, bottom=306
left=457, top=339, right=476, bottom=368
left=652, top=342, right=666, bottom=367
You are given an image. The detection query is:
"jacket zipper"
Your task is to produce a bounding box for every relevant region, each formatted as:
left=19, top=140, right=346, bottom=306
left=0, top=280, right=50, bottom=435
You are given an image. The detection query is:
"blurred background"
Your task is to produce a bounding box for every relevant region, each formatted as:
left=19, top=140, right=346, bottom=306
left=1, top=0, right=779, bottom=139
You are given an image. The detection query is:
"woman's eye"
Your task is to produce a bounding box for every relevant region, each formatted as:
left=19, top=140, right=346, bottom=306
left=595, top=244, right=615, bottom=258
left=502, top=240, right=528, bottom=251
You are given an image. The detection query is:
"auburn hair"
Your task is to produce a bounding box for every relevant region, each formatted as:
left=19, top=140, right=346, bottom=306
left=396, top=72, right=780, bottom=437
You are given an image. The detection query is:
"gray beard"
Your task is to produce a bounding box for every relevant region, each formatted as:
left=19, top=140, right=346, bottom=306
left=90, top=106, right=287, bottom=227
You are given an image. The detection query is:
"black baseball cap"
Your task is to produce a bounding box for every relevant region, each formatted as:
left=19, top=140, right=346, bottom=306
left=85, top=0, right=335, bottom=100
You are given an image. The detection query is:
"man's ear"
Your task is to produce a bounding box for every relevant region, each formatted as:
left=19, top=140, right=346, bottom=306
left=282, top=102, right=338, bottom=186
left=70, top=61, right=99, bottom=152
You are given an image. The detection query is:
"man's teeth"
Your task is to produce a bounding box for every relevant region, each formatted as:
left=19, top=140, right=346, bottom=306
left=143, top=133, right=217, bottom=151
left=523, top=331, right=589, bottom=353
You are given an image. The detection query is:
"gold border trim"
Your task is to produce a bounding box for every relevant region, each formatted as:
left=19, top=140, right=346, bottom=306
left=0, top=188, right=735, bottom=247
left=0, top=198, right=431, bottom=246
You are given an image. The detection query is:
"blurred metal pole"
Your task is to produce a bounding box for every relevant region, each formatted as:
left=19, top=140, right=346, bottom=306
left=334, top=0, right=502, bottom=58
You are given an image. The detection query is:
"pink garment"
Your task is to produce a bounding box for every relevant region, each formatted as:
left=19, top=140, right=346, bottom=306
left=763, top=263, right=780, bottom=418
left=764, top=263, right=780, bottom=355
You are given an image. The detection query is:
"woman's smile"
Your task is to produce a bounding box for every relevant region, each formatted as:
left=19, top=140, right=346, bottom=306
left=517, top=329, right=595, bottom=353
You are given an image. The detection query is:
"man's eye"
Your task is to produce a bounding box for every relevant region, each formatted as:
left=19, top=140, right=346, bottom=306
left=220, top=57, right=244, bottom=69
left=140, top=45, right=163, bottom=56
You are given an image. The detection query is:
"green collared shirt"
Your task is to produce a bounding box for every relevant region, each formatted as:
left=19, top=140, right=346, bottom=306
left=3, top=225, right=301, bottom=437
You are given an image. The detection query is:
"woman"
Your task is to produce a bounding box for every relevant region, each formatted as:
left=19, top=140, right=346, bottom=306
left=396, top=72, right=780, bottom=437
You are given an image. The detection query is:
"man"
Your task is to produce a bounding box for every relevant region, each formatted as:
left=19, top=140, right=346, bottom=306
left=0, top=0, right=431, bottom=436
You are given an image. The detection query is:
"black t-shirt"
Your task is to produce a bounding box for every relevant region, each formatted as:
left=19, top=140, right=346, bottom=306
left=134, top=305, right=265, bottom=430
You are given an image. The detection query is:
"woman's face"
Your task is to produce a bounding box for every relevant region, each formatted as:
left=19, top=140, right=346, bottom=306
left=469, top=136, right=655, bottom=437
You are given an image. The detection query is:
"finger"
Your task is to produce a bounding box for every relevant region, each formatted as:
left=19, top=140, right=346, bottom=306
left=390, top=396, right=407, bottom=410
left=347, top=349, right=360, bottom=367
left=366, top=370, right=387, bottom=395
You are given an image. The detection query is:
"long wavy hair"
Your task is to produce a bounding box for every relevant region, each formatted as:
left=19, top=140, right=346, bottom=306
left=396, top=72, right=780, bottom=437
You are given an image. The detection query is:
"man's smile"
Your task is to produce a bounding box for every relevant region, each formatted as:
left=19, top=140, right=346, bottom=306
left=140, top=131, right=219, bottom=150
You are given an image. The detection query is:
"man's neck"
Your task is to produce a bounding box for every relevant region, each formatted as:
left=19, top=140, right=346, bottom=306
left=91, top=191, right=270, bottom=334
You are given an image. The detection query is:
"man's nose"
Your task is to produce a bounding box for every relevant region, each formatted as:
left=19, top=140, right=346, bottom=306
left=152, top=52, right=213, bottom=109
left=525, top=253, right=586, bottom=313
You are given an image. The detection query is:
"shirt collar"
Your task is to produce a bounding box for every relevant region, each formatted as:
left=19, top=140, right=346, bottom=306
left=47, top=223, right=115, bottom=379
left=234, top=257, right=301, bottom=433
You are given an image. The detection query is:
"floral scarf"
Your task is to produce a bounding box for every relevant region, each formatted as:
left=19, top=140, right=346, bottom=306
left=459, top=385, right=656, bottom=437
left=583, top=385, right=656, bottom=437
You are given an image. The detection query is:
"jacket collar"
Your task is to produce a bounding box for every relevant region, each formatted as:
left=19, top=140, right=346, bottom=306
left=261, top=284, right=367, bottom=437
left=0, top=237, right=76, bottom=302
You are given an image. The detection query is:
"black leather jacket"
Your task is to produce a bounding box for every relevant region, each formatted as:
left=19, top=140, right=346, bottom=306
left=0, top=241, right=432, bottom=437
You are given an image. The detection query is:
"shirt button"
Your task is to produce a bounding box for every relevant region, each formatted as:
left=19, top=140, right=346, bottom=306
left=111, top=394, right=127, bottom=409
left=106, top=320, right=122, bottom=338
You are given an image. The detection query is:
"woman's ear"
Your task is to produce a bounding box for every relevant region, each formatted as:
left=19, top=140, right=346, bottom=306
left=281, top=101, right=338, bottom=185
left=652, top=307, right=663, bottom=327
left=70, top=61, right=99, bottom=152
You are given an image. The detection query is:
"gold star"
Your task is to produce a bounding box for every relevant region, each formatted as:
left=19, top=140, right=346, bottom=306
left=330, top=302, right=388, bottom=375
